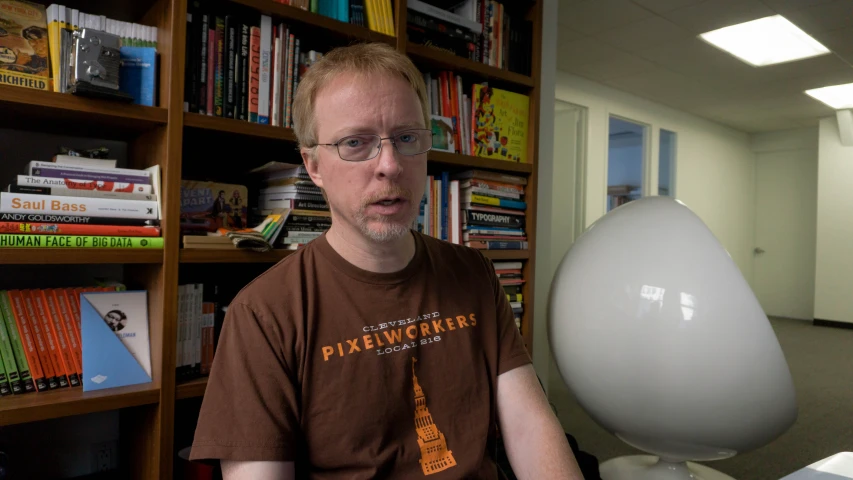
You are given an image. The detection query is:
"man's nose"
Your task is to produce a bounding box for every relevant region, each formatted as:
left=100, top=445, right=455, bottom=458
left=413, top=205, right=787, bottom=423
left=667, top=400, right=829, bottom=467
left=375, top=138, right=404, bottom=178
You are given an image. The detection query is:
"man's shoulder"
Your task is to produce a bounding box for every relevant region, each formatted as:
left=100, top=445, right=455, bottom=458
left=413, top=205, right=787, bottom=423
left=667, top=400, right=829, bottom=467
left=416, top=232, right=491, bottom=272
left=230, top=242, right=319, bottom=308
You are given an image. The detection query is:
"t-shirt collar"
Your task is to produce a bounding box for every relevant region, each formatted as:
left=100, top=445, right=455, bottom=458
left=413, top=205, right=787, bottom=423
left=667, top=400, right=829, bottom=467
left=313, top=230, right=426, bottom=285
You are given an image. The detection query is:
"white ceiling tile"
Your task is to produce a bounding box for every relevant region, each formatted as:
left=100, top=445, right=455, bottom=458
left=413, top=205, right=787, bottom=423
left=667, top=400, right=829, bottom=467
left=572, top=52, right=659, bottom=81
left=661, top=0, right=776, bottom=33
left=594, top=15, right=694, bottom=53
left=810, top=25, right=853, bottom=55
left=603, top=68, right=729, bottom=109
left=557, top=36, right=627, bottom=69
left=559, top=0, right=655, bottom=34
left=783, top=0, right=853, bottom=33
left=760, top=0, right=838, bottom=13
left=635, top=38, right=767, bottom=84
left=629, top=0, right=705, bottom=14
left=557, top=26, right=588, bottom=44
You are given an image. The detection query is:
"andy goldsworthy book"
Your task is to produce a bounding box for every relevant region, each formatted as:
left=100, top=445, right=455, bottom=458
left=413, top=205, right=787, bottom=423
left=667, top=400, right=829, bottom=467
left=471, top=84, right=529, bottom=163
left=0, top=0, right=50, bottom=91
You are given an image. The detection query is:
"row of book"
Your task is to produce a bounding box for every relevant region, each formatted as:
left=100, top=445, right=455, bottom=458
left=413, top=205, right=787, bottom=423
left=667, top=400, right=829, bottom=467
left=416, top=169, right=528, bottom=251
left=427, top=73, right=530, bottom=164
left=408, top=0, right=532, bottom=76
left=184, top=4, right=325, bottom=127
left=492, top=260, right=523, bottom=329
left=0, top=153, right=163, bottom=249
left=0, top=286, right=120, bottom=395
left=176, top=283, right=222, bottom=382
left=255, top=164, right=331, bottom=249
left=274, top=0, right=394, bottom=35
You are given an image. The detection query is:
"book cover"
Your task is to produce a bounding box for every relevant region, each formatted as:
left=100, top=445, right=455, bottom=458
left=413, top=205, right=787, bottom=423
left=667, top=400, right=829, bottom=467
left=0, top=290, right=35, bottom=392
left=181, top=180, right=248, bottom=233
left=119, top=46, right=157, bottom=106
left=471, top=84, right=529, bottom=163
left=0, top=0, right=50, bottom=91
left=0, top=235, right=164, bottom=248
left=430, top=115, right=455, bottom=153
left=80, top=291, right=152, bottom=391
left=0, top=192, right=159, bottom=219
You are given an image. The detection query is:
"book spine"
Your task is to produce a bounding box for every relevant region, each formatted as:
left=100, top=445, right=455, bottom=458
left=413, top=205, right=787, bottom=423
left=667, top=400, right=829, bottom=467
left=28, top=161, right=150, bottom=179
left=0, top=222, right=161, bottom=237
left=464, top=240, right=528, bottom=249
left=224, top=15, right=236, bottom=119
left=62, top=289, right=82, bottom=352
left=0, top=305, right=22, bottom=394
left=0, top=291, right=35, bottom=393
left=249, top=26, right=261, bottom=123
left=20, top=291, right=58, bottom=389
left=32, top=290, right=70, bottom=388
left=214, top=17, right=225, bottom=116
left=0, top=351, right=11, bottom=395
left=0, top=235, right=164, bottom=248
left=463, top=209, right=524, bottom=228
left=239, top=23, right=250, bottom=121
left=0, top=192, right=159, bottom=220
left=29, top=167, right=149, bottom=186
left=52, top=289, right=83, bottom=382
left=10, top=185, right=157, bottom=201
left=258, top=15, right=272, bottom=124
left=271, top=26, right=282, bottom=126
left=0, top=212, right=158, bottom=226
left=198, top=13, right=208, bottom=114
left=17, top=175, right=152, bottom=194
left=466, top=193, right=526, bottom=210
left=41, top=290, right=79, bottom=387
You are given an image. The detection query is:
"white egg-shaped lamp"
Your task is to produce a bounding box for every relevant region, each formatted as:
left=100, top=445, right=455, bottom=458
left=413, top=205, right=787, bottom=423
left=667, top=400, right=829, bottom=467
left=548, top=196, right=797, bottom=480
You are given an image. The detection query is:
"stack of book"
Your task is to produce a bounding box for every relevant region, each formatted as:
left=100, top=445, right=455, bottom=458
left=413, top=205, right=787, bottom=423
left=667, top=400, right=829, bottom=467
left=0, top=156, right=162, bottom=249
left=492, top=261, right=523, bottom=328
left=255, top=165, right=331, bottom=249
left=0, top=286, right=122, bottom=395
left=176, top=283, right=221, bottom=383
left=456, top=169, right=527, bottom=250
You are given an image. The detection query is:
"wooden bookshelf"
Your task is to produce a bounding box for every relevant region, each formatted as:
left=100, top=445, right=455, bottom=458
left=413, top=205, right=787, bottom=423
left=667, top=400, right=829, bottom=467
left=0, top=383, right=160, bottom=427
left=0, top=249, right=164, bottom=265
left=0, top=0, right=543, bottom=477
left=176, top=377, right=208, bottom=400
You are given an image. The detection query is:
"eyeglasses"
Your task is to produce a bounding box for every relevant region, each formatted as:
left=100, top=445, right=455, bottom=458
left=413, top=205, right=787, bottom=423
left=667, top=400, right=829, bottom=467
left=316, top=129, right=434, bottom=162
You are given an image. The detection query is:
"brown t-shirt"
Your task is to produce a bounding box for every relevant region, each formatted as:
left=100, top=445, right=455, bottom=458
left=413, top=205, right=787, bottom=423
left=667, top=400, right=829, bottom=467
left=190, top=231, right=531, bottom=479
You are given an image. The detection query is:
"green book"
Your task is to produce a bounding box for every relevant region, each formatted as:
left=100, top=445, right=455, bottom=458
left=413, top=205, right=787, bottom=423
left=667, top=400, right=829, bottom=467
left=0, top=307, right=22, bottom=394
left=0, top=291, right=34, bottom=393
left=0, top=235, right=163, bottom=248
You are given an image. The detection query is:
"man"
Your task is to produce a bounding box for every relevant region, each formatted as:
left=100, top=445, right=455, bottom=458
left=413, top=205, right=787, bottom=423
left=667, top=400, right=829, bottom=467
left=190, top=42, right=583, bottom=479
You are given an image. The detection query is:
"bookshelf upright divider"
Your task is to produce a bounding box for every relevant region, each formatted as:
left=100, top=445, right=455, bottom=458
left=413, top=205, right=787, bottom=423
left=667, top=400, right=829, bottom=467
left=0, top=0, right=542, bottom=478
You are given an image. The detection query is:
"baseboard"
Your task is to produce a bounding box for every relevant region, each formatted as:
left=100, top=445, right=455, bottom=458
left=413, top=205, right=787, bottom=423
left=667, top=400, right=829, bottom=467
left=813, top=318, right=853, bottom=330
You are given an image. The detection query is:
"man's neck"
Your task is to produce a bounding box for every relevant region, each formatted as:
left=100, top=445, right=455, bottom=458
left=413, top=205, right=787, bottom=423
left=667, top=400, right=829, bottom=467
left=325, top=224, right=415, bottom=273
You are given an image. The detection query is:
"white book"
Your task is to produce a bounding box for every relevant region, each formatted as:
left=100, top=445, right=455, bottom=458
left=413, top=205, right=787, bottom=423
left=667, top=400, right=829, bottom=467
left=16, top=175, right=152, bottom=194
left=258, top=15, right=272, bottom=124
left=27, top=160, right=150, bottom=178
left=83, top=291, right=151, bottom=378
left=177, top=285, right=184, bottom=370
left=0, top=192, right=159, bottom=219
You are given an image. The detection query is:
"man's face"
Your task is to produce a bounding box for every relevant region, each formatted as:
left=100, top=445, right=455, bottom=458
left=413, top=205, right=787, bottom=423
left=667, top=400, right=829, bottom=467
left=105, top=312, right=120, bottom=328
left=303, top=72, right=427, bottom=243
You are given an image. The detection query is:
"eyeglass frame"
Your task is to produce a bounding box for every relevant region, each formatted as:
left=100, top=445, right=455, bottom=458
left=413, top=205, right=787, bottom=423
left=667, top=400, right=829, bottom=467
left=314, top=128, right=435, bottom=162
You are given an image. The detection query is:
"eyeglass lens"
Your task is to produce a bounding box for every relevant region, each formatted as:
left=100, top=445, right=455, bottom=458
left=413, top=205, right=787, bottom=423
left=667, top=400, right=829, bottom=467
left=337, top=130, right=433, bottom=161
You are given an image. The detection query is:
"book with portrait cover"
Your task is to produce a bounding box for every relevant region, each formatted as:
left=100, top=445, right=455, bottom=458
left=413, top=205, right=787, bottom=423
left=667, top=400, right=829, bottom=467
left=471, top=84, right=529, bottom=163
left=0, top=0, right=50, bottom=91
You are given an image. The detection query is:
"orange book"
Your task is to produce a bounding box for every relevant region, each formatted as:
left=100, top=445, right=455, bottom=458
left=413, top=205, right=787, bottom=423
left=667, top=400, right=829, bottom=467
left=16, top=290, right=57, bottom=389
left=5, top=290, right=47, bottom=392
left=63, top=288, right=82, bottom=335
left=52, top=289, right=83, bottom=380
left=42, top=290, right=80, bottom=387
left=30, top=290, right=69, bottom=388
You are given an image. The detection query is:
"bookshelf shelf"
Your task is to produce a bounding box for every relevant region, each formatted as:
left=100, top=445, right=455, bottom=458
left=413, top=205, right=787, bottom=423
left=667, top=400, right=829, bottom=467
left=406, top=44, right=535, bottom=90
left=179, top=248, right=294, bottom=263
left=176, top=377, right=208, bottom=400
left=229, top=0, right=396, bottom=46
left=0, top=85, right=168, bottom=138
left=183, top=112, right=298, bottom=142
left=428, top=150, right=533, bottom=174
left=0, top=383, right=160, bottom=427
left=0, top=249, right=164, bottom=265
left=481, top=250, right=530, bottom=260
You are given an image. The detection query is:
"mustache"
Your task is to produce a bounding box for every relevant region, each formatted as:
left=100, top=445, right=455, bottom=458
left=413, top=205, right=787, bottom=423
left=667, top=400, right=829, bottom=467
left=362, top=185, right=413, bottom=205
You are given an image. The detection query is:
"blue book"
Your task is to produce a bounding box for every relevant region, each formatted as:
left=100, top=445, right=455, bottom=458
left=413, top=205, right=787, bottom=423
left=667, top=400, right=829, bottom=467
left=120, top=47, right=158, bottom=107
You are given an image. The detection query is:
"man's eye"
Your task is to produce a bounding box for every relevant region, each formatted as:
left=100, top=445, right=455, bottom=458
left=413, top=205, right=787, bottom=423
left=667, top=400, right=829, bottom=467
left=344, top=138, right=364, bottom=147
left=398, top=134, right=416, bottom=143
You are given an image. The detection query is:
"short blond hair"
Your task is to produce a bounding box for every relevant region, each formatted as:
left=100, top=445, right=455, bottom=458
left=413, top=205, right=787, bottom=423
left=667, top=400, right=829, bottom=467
left=292, top=42, right=430, bottom=151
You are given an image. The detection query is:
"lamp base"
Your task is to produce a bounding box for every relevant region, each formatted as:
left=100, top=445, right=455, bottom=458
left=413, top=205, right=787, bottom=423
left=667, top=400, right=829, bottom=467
left=601, top=455, right=736, bottom=480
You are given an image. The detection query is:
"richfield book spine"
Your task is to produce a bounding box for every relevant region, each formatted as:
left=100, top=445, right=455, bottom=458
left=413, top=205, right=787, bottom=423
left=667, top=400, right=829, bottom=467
left=0, top=212, right=158, bottom=226
left=0, top=192, right=159, bottom=220
left=17, top=175, right=153, bottom=194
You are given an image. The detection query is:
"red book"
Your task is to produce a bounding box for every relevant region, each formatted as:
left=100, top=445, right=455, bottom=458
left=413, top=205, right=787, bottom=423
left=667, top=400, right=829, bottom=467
left=0, top=222, right=161, bottom=237
left=249, top=26, right=261, bottom=122
left=206, top=27, right=215, bottom=116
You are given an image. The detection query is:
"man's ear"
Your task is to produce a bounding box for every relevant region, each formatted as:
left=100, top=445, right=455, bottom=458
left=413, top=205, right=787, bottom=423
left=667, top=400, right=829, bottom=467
left=301, top=147, right=324, bottom=189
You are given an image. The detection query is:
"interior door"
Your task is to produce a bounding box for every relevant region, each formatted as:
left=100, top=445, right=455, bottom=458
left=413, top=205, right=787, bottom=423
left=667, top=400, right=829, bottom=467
left=752, top=149, right=817, bottom=320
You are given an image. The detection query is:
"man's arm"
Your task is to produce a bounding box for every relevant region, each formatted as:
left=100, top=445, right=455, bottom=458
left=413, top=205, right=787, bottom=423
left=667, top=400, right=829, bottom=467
left=221, top=460, right=295, bottom=480
left=496, top=364, right=584, bottom=479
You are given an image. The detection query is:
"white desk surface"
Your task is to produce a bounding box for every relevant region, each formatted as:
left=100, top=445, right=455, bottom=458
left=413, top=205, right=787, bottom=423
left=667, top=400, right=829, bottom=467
left=780, top=453, right=853, bottom=479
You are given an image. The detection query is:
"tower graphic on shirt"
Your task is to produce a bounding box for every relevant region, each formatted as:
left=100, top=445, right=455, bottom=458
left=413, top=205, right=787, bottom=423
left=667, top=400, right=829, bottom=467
left=412, top=357, right=457, bottom=475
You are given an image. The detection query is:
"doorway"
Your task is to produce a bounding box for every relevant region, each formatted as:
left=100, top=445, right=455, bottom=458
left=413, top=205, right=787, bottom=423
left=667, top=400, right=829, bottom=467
left=607, top=116, right=647, bottom=211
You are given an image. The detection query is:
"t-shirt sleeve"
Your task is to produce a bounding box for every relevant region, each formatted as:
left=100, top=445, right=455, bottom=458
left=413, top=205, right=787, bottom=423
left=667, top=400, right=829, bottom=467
left=478, top=251, right=532, bottom=375
left=190, top=301, right=300, bottom=462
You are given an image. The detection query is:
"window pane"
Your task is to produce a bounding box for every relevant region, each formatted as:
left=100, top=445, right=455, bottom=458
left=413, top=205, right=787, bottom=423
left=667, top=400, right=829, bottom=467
left=659, top=129, right=676, bottom=196
left=607, top=116, right=645, bottom=211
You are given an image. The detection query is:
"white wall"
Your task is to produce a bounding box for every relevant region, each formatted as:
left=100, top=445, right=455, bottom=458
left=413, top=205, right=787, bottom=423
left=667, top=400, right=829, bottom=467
left=553, top=73, right=757, bottom=282
left=815, top=116, right=853, bottom=323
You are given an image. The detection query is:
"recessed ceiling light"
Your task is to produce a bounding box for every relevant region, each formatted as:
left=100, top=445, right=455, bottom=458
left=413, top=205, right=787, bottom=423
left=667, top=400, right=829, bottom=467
left=805, top=83, right=853, bottom=109
left=699, top=15, right=830, bottom=67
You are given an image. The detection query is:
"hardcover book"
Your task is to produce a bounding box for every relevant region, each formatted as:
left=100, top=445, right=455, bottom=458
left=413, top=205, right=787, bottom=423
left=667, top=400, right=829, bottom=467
left=0, top=0, right=50, bottom=91
left=471, top=84, right=529, bottom=163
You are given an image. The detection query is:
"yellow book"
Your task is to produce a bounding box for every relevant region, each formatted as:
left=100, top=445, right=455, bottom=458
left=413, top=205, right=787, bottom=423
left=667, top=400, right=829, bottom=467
left=471, top=84, right=530, bottom=163
left=364, top=0, right=378, bottom=33
left=0, top=0, right=50, bottom=91
left=382, top=0, right=395, bottom=37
